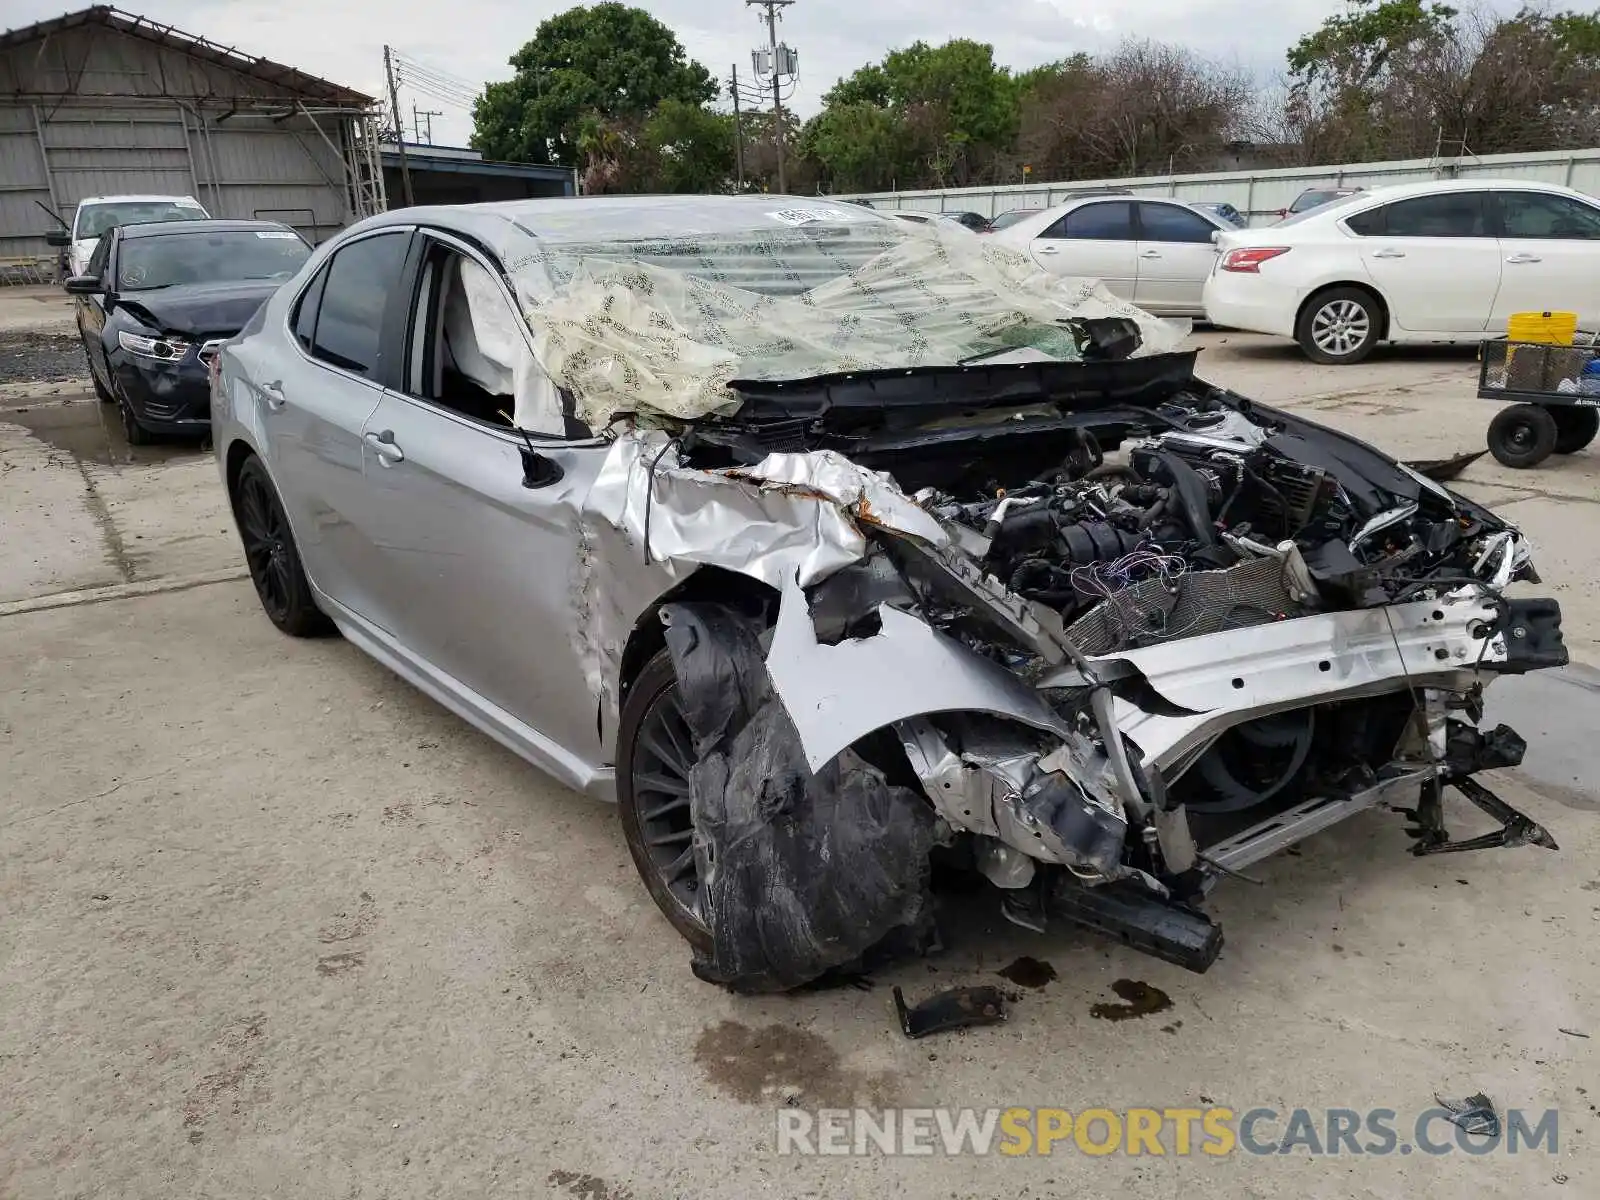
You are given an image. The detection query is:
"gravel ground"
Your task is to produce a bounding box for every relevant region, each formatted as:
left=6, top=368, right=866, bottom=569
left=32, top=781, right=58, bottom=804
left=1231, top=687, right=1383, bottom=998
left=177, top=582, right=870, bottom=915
left=0, top=330, right=86, bottom=386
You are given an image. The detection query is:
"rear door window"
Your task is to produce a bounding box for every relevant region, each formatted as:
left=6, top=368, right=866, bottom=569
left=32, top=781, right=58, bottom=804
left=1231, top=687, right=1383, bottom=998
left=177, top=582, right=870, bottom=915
left=1136, top=202, right=1217, bottom=243
left=1044, top=202, right=1134, bottom=241
left=1349, top=193, right=1490, bottom=238
left=307, top=232, right=409, bottom=376
left=1494, top=191, right=1600, bottom=240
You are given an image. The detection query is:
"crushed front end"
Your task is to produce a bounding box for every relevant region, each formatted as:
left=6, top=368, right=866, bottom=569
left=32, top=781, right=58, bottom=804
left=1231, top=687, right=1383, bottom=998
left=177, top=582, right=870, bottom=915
left=613, top=349, right=1566, bottom=985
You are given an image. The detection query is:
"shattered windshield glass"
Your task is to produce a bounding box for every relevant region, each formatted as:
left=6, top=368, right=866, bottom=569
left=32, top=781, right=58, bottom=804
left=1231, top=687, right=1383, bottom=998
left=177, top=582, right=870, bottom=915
left=499, top=198, right=1185, bottom=428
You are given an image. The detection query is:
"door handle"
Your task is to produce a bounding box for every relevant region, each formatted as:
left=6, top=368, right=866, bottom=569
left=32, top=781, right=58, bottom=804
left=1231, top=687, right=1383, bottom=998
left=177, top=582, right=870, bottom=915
left=364, top=429, right=405, bottom=465
left=1140, top=250, right=1162, bottom=258
left=1506, top=253, right=1542, bottom=264
left=1371, top=248, right=1406, bottom=259
left=1035, top=244, right=1059, bottom=254
left=260, top=379, right=285, bottom=411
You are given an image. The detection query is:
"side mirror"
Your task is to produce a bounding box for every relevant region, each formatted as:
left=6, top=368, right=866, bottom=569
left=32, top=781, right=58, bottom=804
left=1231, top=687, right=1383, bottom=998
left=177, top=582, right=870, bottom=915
left=46, top=229, right=71, bottom=247
left=64, top=275, right=103, bottom=295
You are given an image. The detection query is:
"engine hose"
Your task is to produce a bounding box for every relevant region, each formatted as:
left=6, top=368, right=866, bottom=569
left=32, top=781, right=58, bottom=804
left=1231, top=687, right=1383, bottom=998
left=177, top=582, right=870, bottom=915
left=1192, top=709, right=1316, bottom=813
left=1136, top=493, right=1170, bottom=531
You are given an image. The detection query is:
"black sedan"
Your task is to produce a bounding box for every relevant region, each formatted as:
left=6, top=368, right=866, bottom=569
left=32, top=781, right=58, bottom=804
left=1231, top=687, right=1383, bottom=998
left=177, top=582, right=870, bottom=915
left=67, top=219, right=311, bottom=443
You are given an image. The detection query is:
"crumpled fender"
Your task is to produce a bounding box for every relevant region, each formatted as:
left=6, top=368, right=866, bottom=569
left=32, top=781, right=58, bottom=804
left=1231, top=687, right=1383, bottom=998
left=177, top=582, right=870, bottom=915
left=764, top=575, right=1073, bottom=772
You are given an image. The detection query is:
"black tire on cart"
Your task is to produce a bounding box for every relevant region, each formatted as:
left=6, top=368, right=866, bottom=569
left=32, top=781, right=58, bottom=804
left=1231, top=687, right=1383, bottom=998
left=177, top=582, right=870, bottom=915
left=1552, top=405, right=1599, bottom=455
left=1487, top=403, right=1559, bottom=469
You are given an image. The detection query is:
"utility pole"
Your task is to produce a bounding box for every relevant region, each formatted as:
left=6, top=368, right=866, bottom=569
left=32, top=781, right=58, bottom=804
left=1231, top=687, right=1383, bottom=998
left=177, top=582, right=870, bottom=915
left=730, top=64, right=746, bottom=191
left=746, top=0, right=794, bottom=193
left=383, top=45, right=414, bottom=207
left=412, top=104, right=442, bottom=146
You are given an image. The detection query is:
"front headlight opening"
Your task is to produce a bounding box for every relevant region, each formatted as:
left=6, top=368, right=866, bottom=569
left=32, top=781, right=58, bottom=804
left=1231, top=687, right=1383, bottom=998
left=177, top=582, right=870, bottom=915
left=118, top=330, right=190, bottom=362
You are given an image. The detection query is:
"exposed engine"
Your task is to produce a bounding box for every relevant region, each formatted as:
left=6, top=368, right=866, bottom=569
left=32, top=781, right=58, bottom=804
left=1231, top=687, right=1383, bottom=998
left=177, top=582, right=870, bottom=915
left=916, top=396, right=1530, bottom=657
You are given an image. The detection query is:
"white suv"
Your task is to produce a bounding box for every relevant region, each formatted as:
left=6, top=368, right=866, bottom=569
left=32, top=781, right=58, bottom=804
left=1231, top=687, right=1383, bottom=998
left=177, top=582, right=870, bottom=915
left=49, top=194, right=211, bottom=278
left=1204, top=179, right=1600, bottom=363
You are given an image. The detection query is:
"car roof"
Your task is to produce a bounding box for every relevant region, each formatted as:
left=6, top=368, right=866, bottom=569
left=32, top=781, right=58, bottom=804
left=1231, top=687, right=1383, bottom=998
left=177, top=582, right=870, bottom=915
left=343, top=193, right=905, bottom=249
left=77, top=194, right=203, bottom=205
left=117, top=219, right=296, bottom=239
left=1304, top=177, right=1590, bottom=210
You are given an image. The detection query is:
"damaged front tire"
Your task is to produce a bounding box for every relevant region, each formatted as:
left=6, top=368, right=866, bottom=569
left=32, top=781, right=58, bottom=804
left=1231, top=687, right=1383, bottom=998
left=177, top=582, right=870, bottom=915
left=617, top=649, right=712, bottom=953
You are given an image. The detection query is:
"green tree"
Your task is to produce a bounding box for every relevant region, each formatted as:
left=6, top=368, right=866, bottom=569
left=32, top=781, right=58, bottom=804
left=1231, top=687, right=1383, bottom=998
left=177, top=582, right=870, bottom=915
left=806, top=39, right=1019, bottom=190
left=643, top=100, right=735, bottom=193
left=472, top=3, right=717, bottom=166
left=1281, top=2, right=1600, bottom=161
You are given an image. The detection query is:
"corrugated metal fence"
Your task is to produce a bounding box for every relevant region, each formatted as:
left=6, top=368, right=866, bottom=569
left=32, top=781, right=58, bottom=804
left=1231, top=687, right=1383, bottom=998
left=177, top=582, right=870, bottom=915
left=840, top=148, right=1600, bottom=226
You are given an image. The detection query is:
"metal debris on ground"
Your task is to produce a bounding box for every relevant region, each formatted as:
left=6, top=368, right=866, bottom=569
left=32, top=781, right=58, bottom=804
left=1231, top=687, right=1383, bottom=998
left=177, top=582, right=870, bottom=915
left=1435, top=1092, right=1500, bottom=1137
left=892, top=985, right=1008, bottom=1038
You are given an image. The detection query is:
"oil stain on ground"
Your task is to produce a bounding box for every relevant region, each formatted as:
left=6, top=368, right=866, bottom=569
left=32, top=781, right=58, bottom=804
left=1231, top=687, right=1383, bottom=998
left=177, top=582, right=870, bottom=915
left=1090, top=979, right=1174, bottom=1021
left=997, top=955, right=1058, bottom=988
left=547, top=1170, right=633, bottom=1200
left=694, top=1020, right=897, bottom=1108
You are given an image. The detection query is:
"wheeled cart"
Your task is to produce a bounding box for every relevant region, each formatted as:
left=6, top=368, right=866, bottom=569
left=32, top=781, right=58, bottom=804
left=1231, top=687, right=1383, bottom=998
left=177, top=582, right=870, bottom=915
left=1477, top=335, right=1600, bottom=469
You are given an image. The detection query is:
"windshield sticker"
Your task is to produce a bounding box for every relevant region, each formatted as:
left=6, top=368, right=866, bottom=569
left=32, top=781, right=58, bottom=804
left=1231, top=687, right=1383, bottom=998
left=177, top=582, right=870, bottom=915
left=255, top=231, right=299, bottom=239
left=768, top=207, right=865, bottom=226
left=176, top=198, right=204, bottom=208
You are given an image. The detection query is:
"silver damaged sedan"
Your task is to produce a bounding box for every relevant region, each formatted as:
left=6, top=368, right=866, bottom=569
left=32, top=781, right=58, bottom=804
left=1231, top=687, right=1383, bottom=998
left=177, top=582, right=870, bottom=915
left=213, top=195, right=1565, bottom=993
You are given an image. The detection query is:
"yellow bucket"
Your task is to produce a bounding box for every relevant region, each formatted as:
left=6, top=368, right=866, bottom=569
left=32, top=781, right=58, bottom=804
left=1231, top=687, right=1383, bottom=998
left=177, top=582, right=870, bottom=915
left=1507, top=310, right=1578, bottom=345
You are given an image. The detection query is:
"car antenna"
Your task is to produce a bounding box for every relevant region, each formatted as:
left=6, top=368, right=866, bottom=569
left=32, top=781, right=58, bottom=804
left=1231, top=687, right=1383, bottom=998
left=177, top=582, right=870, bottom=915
left=498, top=409, right=560, bottom=489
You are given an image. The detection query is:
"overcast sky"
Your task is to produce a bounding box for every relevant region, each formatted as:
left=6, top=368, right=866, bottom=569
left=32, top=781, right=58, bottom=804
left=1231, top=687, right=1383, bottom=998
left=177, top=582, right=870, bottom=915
left=8, top=0, right=1528, bottom=147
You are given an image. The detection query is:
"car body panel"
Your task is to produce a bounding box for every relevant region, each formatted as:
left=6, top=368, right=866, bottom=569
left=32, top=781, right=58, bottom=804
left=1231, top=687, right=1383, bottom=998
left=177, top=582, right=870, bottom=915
left=1204, top=178, right=1600, bottom=348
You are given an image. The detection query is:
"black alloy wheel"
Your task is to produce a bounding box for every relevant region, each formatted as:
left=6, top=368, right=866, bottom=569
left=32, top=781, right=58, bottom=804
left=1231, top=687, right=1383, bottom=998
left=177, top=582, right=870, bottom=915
left=617, top=649, right=711, bottom=951
left=231, top=455, right=330, bottom=636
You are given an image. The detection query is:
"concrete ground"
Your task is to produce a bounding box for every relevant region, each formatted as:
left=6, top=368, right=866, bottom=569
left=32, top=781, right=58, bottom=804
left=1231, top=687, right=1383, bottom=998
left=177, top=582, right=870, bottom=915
left=1, top=326, right=1596, bottom=1198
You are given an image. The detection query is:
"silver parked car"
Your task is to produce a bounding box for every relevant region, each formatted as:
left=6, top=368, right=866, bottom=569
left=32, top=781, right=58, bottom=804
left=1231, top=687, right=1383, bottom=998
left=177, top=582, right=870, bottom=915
left=214, top=195, right=1564, bottom=992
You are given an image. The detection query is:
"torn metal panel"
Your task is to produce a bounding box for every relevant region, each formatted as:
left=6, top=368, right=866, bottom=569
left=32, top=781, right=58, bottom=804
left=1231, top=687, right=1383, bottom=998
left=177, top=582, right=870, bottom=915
left=895, top=715, right=1126, bottom=874
left=1044, top=594, right=1508, bottom=772
left=766, top=576, right=1074, bottom=773
left=724, top=450, right=949, bottom=550
left=586, top=430, right=947, bottom=595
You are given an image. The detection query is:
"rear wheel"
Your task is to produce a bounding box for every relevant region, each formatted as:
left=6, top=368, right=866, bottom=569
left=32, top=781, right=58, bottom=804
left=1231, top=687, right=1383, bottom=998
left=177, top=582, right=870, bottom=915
left=1296, top=287, right=1380, bottom=364
left=1487, top=404, right=1558, bottom=469
left=617, top=649, right=710, bottom=951
left=231, top=454, right=331, bottom=636
left=1552, top=405, right=1599, bottom=455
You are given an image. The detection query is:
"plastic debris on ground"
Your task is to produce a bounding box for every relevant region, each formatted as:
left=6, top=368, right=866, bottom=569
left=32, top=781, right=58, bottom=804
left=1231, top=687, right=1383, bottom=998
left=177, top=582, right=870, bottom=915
left=892, top=985, right=1009, bottom=1038
left=660, top=601, right=945, bottom=993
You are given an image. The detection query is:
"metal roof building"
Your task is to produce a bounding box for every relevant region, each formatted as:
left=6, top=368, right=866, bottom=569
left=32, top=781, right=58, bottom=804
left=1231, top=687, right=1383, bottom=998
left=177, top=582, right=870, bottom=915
left=0, top=6, right=386, bottom=272
left=378, top=143, right=577, bottom=207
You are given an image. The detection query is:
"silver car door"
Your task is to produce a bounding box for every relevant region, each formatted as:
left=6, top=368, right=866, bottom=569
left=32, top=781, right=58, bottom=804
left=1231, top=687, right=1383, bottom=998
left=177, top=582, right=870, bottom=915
left=264, top=228, right=410, bottom=620
left=355, top=233, right=610, bottom=766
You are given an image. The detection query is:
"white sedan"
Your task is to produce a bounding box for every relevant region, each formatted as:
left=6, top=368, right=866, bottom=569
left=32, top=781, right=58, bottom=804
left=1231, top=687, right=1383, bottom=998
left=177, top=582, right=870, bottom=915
left=1204, top=179, right=1600, bottom=363
left=987, top=197, right=1231, bottom=317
